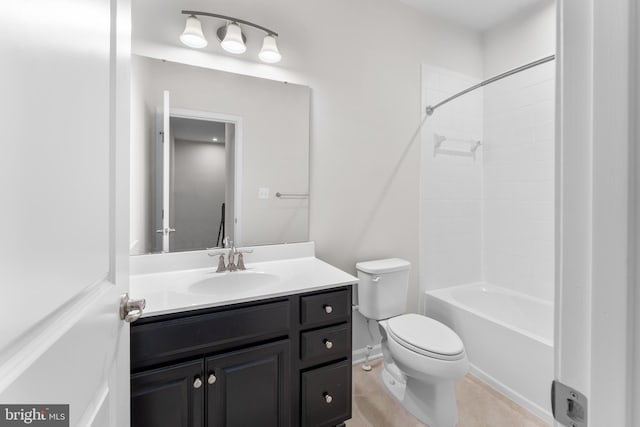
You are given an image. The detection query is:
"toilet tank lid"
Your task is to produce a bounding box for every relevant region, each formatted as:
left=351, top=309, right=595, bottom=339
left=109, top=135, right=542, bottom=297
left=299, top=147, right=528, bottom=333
left=356, top=258, right=411, bottom=274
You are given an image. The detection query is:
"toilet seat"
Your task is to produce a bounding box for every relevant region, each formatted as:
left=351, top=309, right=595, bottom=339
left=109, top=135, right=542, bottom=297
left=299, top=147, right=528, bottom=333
left=387, top=314, right=465, bottom=361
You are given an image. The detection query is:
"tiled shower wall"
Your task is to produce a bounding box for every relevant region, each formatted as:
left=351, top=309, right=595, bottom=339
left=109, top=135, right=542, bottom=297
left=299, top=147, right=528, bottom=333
left=420, top=65, right=484, bottom=293
left=482, top=62, right=555, bottom=301
left=420, top=62, right=555, bottom=302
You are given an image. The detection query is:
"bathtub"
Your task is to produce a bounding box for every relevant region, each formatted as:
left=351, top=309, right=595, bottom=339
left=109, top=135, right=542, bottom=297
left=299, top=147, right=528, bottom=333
left=424, top=283, right=553, bottom=424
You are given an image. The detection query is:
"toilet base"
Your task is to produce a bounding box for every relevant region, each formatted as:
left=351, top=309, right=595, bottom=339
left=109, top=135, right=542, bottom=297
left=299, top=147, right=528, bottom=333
left=381, top=364, right=458, bottom=427
left=381, top=364, right=407, bottom=402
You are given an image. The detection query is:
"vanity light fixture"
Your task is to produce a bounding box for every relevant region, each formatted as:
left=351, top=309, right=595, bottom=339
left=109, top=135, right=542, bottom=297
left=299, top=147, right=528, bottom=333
left=258, top=35, right=282, bottom=64
left=179, top=10, right=281, bottom=64
left=179, top=15, right=208, bottom=48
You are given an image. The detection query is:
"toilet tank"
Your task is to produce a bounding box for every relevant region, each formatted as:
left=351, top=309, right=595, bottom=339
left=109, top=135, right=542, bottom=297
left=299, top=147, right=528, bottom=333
left=356, top=258, right=411, bottom=320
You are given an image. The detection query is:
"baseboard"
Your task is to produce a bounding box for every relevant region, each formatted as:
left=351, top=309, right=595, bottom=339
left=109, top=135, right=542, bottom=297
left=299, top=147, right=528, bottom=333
left=352, top=344, right=383, bottom=365
left=468, top=364, right=553, bottom=425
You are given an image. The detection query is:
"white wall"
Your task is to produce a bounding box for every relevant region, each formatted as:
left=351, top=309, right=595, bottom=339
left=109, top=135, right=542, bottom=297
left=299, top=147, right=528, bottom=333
left=131, top=0, right=483, bottom=314
left=420, top=66, right=484, bottom=294
left=482, top=62, right=555, bottom=301
left=171, top=140, right=226, bottom=251
left=483, top=1, right=556, bottom=77
left=297, top=2, right=483, bottom=315
left=482, top=1, right=556, bottom=301
left=130, top=62, right=152, bottom=254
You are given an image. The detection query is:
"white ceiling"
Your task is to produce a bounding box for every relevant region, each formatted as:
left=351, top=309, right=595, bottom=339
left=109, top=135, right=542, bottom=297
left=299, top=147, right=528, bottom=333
left=398, top=0, right=551, bottom=31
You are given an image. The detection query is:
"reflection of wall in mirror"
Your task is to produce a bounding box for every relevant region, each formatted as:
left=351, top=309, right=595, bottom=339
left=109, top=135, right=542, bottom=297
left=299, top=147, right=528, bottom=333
left=130, top=55, right=310, bottom=254
left=170, top=139, right=226, bottom=252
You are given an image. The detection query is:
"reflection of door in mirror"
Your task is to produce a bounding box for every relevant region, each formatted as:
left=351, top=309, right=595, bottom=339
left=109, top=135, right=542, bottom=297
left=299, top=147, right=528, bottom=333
left=129, top=56, right=309, bottom=255
left=152, top=97, right=239, bottom=253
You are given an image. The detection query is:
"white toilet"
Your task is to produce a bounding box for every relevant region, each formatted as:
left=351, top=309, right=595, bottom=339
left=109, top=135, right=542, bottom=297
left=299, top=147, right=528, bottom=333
left=356, top=258, right=468, bottom=427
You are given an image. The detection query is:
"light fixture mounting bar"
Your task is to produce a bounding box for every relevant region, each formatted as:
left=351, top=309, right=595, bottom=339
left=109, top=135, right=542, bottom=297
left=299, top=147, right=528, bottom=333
left=181, top=10, right=278, bottom=37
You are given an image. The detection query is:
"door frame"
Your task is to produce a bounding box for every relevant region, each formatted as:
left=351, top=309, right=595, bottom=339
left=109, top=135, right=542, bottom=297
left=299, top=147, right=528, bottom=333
left=165, top=108, right=244, bottom=249
left=555, top=0, right=638, bottom=425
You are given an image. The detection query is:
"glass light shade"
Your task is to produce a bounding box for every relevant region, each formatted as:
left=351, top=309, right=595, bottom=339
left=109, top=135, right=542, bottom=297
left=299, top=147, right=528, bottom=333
left=220, top=23, right=246, bottom=54
left=180, top=15, right=208, bottom=48
left=258, top=35, right=282, bottom=63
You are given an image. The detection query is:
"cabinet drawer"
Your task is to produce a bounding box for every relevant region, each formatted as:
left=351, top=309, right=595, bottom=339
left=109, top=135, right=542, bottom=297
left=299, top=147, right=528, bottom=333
left=300, top=323, right=350, bottom=365
left=301, top=361, right=351, bottom=427
left=131, top=300, right=290, bottom=369
left=300, top=289, right=350, bottom=327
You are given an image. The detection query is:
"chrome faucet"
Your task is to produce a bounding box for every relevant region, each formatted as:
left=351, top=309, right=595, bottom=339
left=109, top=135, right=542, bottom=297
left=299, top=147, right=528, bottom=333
left=207, top=237, right=253, bottom=272
left=227, top=243, right=238, bottom=272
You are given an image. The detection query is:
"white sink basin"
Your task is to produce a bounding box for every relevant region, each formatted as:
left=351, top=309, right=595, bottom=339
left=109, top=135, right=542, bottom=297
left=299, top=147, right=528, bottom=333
left=131, top=251, right=359, bottom=317
left=188, top=271, right=280, bottom=295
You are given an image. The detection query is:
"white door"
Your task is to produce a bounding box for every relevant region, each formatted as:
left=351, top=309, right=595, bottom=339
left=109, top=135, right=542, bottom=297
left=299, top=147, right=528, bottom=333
left=153, top=90, right=176, bottom=253
left=555, top=0, right=637, bottom=426
left=161, top=90, right=173, bottom=252
left=0, top=0, right=133, bottom=426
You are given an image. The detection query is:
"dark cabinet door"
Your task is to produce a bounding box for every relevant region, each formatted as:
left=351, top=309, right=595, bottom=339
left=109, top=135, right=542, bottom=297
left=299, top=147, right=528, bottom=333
left=206, top=340, right=290, bottom=427
left=131, top=359, right=204, bottom=427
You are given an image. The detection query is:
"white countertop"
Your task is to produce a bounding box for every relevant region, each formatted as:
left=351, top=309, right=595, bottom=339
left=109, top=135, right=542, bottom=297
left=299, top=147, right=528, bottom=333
left=130, top=244, right=358, bottom=317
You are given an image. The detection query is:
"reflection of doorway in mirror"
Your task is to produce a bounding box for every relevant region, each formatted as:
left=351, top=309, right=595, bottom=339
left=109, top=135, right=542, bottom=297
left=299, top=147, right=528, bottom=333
left=172, top=117, right=227, bottom=252
left=152, top=104, right=242, bottom=253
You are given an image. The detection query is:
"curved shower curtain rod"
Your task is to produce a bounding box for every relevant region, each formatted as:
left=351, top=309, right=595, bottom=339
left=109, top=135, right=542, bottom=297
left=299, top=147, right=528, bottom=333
left=425, top=54, right=556, bottom=116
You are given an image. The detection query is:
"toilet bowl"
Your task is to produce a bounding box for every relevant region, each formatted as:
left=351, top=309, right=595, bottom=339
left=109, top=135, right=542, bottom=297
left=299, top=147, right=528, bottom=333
left=356, top=259, right=468, bottom=427
left=379, top=314, right=468, bottom=427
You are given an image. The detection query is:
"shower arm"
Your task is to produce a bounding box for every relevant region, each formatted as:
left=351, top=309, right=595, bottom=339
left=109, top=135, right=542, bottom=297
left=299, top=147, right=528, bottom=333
left=425, top=55, right=555, bottom=116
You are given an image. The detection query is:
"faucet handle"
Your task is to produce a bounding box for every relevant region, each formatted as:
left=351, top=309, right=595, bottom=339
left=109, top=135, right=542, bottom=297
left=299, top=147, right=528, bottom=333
left=215, top=254, right=226, bottom=272
left=237, top=253, right=246, bottom=270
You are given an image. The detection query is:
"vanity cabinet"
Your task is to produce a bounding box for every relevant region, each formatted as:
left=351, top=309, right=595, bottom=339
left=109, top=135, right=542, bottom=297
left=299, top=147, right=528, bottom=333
left=130, top=286, right=352, bottom=427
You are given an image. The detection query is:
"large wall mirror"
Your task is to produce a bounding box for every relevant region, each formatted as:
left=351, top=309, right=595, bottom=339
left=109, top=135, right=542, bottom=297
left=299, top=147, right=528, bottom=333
left=130, top=55, right=310, bottom=255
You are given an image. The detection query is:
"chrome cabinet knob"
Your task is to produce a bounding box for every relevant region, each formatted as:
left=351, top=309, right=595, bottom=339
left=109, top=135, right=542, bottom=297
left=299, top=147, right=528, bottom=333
left=193, top=377, right=203, bottom=389
left=208, top=374, right=217, bottom=385
left=323, top=305, right=333, bottom=314
left=324, top=339, right=333, bottom=349
left=323, top=392, right=333, bottom=404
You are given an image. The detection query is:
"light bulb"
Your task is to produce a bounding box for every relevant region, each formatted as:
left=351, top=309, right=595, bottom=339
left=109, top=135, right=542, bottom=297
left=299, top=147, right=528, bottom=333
left=220, top=22, right=246, bottom=54
left=180, top=15, right=207, bottom=48
left=258, top=34, right=281, bottom=63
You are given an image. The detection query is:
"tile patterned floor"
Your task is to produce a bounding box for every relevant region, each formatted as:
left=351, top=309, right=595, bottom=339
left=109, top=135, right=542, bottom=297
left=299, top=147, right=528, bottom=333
left=346, top=359, right=550, bottom=427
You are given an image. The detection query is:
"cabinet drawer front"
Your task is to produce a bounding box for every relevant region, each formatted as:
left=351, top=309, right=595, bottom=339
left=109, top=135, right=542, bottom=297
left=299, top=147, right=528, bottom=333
left=301, top=361, right=352, bottom=427
left=300, top=289, right=350, bottom=327
left=300, top=324, right=350, bottom=364
left=131, top=300, right=290, bottom=369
